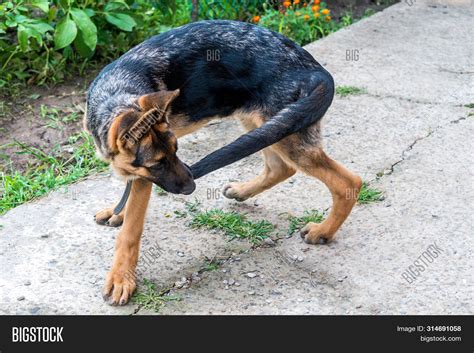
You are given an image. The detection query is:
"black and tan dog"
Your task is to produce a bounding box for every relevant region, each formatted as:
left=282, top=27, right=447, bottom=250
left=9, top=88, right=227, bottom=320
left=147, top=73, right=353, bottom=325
left=85, top=20, right=362, bottom=305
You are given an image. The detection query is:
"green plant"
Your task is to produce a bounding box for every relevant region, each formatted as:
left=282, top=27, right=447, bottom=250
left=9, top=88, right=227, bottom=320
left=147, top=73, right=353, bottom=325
left=199, top=0, right=266, bottom=21
left=336, top=86, right=368, bottom=97
left=39, top=104, right=79, bottom=129
left=287, top=209, right=324, bottom=235
left=256, top=1, right=336, bottom=45
left=202, top=257, right=220, bottom=271
left=357, top=182, right=383, bottom=204
left=0, top=131, right=107, bottom=214
left=131, top=278, right=180, bottom=312
left=0, top=1, right=191, bottom=89
left=190, top=208, right=274, bottom=244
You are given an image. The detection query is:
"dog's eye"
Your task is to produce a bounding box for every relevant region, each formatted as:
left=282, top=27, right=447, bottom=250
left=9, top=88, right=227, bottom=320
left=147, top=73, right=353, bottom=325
left=147, top=159, right=165, bottom=171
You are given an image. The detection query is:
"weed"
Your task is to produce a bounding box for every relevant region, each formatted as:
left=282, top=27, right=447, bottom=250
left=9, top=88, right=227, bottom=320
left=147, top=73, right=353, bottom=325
left=131, top=278, right=180, bottom=312
left=336, top=86, right=368, bottom=97
left=39, top=104, right=79, bottom=130
left=287, top=209, right=325, bottom=235
left=190, top=209, right=274, bottom=244
left=202, top=257, right=220, bottom=272
left=357, top=182, right=383, bottom=204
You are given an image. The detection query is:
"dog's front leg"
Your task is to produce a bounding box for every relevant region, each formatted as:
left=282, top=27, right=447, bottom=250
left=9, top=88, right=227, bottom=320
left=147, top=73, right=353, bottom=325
left=102, top=178, right=152, bottom=305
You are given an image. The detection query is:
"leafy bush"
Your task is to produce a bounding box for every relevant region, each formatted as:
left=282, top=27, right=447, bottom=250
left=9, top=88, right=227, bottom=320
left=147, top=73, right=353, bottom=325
left=0, top=0, right=351, bottom=92
left=198, top=0, right=267, bottom=20
left=0, top=0, right=190, bottom=89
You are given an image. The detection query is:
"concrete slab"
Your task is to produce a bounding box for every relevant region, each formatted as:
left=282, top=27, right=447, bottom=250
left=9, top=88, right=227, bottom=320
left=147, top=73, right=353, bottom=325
left=158, top=117, right=474, bottom=315
left=305, top=2, right=473, bottom=105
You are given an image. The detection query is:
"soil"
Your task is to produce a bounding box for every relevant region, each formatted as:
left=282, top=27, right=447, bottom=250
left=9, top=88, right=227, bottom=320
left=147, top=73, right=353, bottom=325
left=0, top=74, right=94, bottom=173
left=0, top=0, right=398, bottom=173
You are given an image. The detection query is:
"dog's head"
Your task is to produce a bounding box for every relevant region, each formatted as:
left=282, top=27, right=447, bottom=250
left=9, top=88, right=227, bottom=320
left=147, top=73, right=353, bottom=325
left=107, top=89, right=195, bottom=195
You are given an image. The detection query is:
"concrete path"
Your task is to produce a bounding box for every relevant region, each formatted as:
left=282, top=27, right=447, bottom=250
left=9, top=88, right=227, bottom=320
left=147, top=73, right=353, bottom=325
left=1, top=0, right=473, bottom=314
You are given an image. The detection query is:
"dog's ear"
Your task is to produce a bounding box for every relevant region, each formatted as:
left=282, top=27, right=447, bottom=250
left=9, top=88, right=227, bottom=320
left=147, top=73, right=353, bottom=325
left=107, top=110, right=141, bottom=153
left=138, top=89, right=180, bottom=114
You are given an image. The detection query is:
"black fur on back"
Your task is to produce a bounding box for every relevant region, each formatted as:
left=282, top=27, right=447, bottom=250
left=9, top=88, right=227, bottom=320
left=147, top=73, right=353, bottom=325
left=86, top=20, right=334, bottom=176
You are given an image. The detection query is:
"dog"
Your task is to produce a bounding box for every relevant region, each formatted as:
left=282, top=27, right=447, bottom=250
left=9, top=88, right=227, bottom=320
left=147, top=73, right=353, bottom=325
left=84, top=20, right=362, bottom=306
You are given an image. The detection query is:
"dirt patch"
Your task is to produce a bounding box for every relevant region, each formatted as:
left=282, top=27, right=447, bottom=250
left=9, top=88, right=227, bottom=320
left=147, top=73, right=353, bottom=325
left=0, top=74, right=95, bottom=173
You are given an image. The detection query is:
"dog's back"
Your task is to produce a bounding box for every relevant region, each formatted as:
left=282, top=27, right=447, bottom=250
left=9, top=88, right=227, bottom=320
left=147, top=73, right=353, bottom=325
left=86, top=20, right=334, bottom=176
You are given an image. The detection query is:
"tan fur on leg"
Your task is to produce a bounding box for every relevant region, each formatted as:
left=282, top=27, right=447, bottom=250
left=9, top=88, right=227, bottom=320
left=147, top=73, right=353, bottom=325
left=223, top=148, right=296, bottom=201
left=102, top=178, right=152, bottom=305
left=282, top=147, right=361, bottom=244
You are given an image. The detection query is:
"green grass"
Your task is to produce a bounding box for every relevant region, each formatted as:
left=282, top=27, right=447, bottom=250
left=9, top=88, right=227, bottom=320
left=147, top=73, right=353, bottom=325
left=464, top=103, right=474, bottom=109
left=179, top=201, right=274, bottom=244
left=336, top=86, right=368, bottom=97
left=357, top=182, right=383, bottom=204
left=287, top=209, right=325, bottom=235
left=202, top=257, right=220, bottom=272
left=0, top=132, right=107, bottom=215
left=190, top=209, right=274, bottom=244
left=39, top=105, right=79, bottom=130
left=131, top=278, right=180, bottom=312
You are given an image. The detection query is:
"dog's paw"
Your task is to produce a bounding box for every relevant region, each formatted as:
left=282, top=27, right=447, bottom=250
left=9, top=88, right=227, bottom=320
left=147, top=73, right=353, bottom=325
left=299, top=222, right=335, bottom=245
left=222, top=183, right=250, bottom=202
left=94, top=208, right=123, bottom=227
left=102, top=269, right=136, bottom=306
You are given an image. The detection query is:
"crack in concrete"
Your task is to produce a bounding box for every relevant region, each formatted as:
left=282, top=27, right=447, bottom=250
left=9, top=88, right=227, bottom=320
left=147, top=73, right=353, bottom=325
left=132, top=113, right=471, bottom=314
left=375, top=114, right=469, bottom=179
left=132, top=250, right=239, bottom=314
left=364, top=92, right=470, bottom=107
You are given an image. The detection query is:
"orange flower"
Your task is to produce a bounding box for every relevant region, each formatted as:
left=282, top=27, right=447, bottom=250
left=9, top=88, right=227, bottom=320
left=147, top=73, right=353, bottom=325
left=321, top=8, right=330, bottom=15
left=325, top=15, right=331, bottom=21
left=252, top=15, right=260, bottom=23
left=304, top=14, right=310, bottom=21
left=313, top=0, right=320, bottom=4
left=283, top=1, right=291, bottom=7
left=311, top=5, right=319, bottom=12
left=314, top=12, right=320, bottom=18
left=293, top=0, right=300, bottom=4
left=303, top=2, right=307, bottom=7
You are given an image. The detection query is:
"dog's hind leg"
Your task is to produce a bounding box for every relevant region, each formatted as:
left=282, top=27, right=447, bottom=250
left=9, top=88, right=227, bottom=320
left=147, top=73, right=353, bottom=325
left=274, top=133, right=362, bottom=244
left=223, top=114, right=296, bottom=201
left=95, top=204, right=124, bottom=227
left=223, top=148, right=296, bottom=201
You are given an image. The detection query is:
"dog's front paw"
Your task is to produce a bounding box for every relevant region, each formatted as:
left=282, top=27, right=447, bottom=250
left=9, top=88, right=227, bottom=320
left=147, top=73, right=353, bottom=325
left=102, top=268, right=136, bottom=306
left=223, top=183, right=250, bottom=202
left=300, top=222, right=335, bottom=245
left=94, top=208, right=123, bottom=227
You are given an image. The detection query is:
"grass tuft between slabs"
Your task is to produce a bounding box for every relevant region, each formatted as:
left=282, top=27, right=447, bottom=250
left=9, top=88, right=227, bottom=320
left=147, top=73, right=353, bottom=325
left=175, top=200, right=274, bottom=245
left=358, top=182, right=383, bottom=204
left=131, top=278, right=180, bottom=312
left=287, top=209, right=325, bottom=235
left=336, top=86, right=368, bottom=97
left=190, top=209, right=274, bottom=244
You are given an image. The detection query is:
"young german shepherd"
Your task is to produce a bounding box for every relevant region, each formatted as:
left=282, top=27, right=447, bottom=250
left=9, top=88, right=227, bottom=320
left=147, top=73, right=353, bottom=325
left=85, top=20, right=362, bottom=305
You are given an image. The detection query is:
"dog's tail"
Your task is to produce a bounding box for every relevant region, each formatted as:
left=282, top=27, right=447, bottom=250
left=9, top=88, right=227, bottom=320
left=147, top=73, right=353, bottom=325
left=190, top=69, right=334, bottom=179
